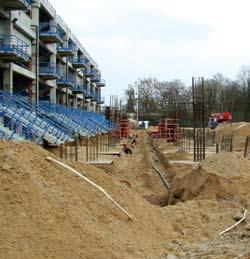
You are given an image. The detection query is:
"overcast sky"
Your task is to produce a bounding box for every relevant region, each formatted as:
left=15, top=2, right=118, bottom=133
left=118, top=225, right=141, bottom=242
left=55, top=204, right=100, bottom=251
left=50, top=0, right=250, bottom=101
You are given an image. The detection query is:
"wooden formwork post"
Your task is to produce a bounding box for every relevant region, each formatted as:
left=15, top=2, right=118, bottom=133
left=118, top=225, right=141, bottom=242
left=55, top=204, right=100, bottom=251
left=64, top=143, right=68, bottom=161
left=70, top=142, right=74, bottom=162
left=90, top=137, right=93, bottom=162
left=230, top=135, right=234, bottom=152
left=86, top=137, right=89, bottom=162
left=95, top=135, right=98, bottom=161
left=108, top=134, right=110, bottom=148
left=60, top=144, right=64, bottom=160
left=75, top=137, right=78, bottom=162
left=101, top=134, right=104, bottom=153
left=91, top=137, right=95, bottom=161
left=216, top=143, right=219, bottom=153
left=105, top=134, right=108, bottom=152
left=93, top=137, right=96, bottom=161
left=220, top=135, right=224, bottom=152
left=244, top=136, right=250, bottom=158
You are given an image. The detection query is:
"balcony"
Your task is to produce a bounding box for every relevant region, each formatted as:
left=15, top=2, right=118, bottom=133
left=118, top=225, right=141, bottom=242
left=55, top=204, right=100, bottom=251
left=39, top=22, right=63, bottom=43
left=0, top=0, right=31, bottom=10
left=39, top=62, right=58, bottom=80
left=57, top=44, right=74, bottom=57
left=69, top=56, right=87, bottom=69
left=57, top=70, right=74, bottom=87
left=96, top=79, right=106, bottom=87
left=0, top=35, right=30, bottom=63
left=97, top=97, right=105, bottom=105
left=71, top=83, right=86, bottom=94
left=84, top=69, right=96, bottom=78
left=92, top=94, right=104, bottom=104
left=91, top=75, right=101, bottom=83
left=83, top=88, right=95, bottom=99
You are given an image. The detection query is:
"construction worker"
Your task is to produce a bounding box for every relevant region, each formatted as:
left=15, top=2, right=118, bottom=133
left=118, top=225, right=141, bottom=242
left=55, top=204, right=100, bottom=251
left=131, top=134, right=137, bottom=146
left=122, top=144, right=132, bottom=154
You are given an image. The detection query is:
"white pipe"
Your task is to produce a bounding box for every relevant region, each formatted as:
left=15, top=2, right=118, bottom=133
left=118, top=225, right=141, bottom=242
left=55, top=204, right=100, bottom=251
left=219, top=210, right=247, bottom=236
left=46, top=156, right=132, bottom=220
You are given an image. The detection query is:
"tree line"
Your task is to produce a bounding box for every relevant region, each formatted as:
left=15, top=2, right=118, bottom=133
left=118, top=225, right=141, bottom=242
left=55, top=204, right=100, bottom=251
left=123, top=66, right=250, bottom=125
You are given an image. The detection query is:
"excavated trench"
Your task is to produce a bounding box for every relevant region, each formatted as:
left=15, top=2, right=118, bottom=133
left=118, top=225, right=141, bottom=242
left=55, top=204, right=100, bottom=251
left=100, top=131, right=249, bottom=209
left=132, top=133, right=175, bottom=207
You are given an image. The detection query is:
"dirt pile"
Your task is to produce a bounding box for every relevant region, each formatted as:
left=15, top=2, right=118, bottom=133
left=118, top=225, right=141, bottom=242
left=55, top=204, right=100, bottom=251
left=168, top=167, right=237, bottom=204
left=0, top=140, right=175, bottom=259
left=215, top=122, right=250, bottom=140
left=1, top=137, right=250, bottom=258
left=168, top=152, right=250, bottom=206
left=165, top=150, right=191, bottom=161
left=202, top=152, right=250, bottom=178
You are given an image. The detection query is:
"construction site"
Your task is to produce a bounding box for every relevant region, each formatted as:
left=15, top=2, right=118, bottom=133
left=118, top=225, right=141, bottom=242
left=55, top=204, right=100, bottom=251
left=0, top=0, right=250, bottom=259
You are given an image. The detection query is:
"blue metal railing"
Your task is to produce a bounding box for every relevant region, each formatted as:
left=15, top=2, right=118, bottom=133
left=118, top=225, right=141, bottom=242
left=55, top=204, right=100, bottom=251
left=39, top=62, right=57, bottom=77
left=84, top=67, right=96, bottom=77
left=0, top=128, right=6, bottom=139
left=57, top=68, right=75, bottom=86
left=92, top=75, right=101, bottom=82
left=3, top=0, right=31, bottom=8
left=96, top=79, right=106, bottom=87
left=82, top=85, right=95, bottom=99
left=69, top=56, right=86, bottom=66
left=57, top=43, right=74, bottom=53
left=23, top=0, right=32, bottom=7
left=25, top=0, right=32, bottom=4
left=71, top=83, right=87, bottom=93
left=0, top=34, right=30, bottom=61
left=39, top=22, right=63, bottom=41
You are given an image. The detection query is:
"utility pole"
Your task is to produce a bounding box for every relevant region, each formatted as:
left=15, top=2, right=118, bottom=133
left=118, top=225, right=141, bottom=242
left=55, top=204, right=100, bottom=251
left=135, top=82, right=139, bottom=124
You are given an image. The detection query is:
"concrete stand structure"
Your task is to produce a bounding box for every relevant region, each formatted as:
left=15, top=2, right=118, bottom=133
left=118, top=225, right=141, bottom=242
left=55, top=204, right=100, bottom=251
left=0, top=0, right=105, bottom=113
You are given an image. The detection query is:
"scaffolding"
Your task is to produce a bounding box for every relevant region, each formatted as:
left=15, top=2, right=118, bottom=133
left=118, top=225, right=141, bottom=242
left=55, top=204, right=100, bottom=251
left=151, top=118, right=180, bottom=142
left=119, top=118, right=130, bottom=138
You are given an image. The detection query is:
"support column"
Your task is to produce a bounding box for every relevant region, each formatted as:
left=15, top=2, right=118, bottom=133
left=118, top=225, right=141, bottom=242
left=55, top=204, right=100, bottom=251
left=50, top=19, right=57, bottom=104
left=31, top=0, right=40, bottom=102
left=3, top=13, right=14, bottom=93
left=3, top=64, right=13, bottom=93
left=73, top=96, right=78, bottom=108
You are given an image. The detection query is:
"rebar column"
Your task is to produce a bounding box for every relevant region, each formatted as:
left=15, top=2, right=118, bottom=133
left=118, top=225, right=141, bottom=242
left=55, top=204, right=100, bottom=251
left=192, top=77, right=206, bottom=162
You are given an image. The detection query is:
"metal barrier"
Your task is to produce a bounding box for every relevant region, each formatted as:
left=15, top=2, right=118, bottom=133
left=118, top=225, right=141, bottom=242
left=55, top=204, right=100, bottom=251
left=69, top=56, right=86, bottom=68
left=0, top=34, right=30, bottom=61
left=220, top=134, right=233, bottom=152
left=39, top=62, right=58, bottom=79
left=39, top=22, right=63, bottom=42
left=96, top=79, right=106, bottom=87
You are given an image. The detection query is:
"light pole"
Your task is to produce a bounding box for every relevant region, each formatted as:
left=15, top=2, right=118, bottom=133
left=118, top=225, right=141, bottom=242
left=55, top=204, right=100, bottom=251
left=135, top=82, right=139, bottom=125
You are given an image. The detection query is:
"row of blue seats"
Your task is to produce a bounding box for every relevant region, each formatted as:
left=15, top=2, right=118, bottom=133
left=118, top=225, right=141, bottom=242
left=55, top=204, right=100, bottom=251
left=0, top=91, right=111, bottom=145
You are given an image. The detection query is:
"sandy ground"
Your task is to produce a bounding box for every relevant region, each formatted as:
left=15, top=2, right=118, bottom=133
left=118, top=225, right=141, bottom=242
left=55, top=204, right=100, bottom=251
left=0, top=130, right=250, bottom=258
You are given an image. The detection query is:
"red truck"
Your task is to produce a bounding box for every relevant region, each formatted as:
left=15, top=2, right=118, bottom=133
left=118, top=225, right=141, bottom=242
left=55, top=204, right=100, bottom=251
left=208, top=112, right=232, bottom=129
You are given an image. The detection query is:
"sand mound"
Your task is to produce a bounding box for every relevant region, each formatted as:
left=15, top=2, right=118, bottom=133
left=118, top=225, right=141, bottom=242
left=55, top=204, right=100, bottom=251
left=168, top=167, right=237, bottom=205
left=168, top=152, right=250, bottom=206
left=215, top=122, right=250, bottom=140
left=201, top=152, right=250, bottom=178
left=165, top=150, right=191, bottom=161
left=0, top=140, right=175, bottom=259
left=1, top=138, right=249, bottom=258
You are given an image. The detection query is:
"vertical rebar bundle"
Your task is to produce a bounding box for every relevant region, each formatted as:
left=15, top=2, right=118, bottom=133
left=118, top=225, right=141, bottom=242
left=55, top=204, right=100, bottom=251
left=192, top=77, right=206, bottom=162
